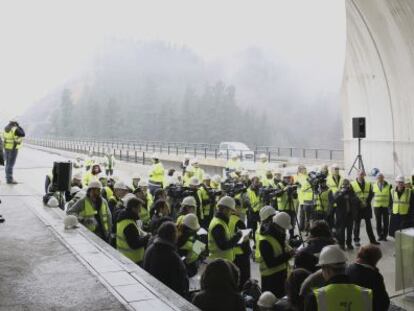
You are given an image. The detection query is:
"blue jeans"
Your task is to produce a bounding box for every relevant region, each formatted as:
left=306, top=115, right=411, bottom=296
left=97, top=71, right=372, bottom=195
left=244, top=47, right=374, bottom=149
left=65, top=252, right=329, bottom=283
left=5, top=149, right=18, bottom=182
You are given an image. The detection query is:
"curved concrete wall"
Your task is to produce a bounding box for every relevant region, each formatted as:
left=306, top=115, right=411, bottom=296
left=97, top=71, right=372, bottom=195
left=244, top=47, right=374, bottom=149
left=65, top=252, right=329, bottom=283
left=342, top=0, right=414, bottom=177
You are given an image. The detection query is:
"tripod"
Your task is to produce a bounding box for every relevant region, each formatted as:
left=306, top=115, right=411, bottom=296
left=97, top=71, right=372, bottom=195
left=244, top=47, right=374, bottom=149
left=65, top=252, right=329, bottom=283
left=286, top=196, right=304, bottom=246
left=348, top=138, right=365, bottom=176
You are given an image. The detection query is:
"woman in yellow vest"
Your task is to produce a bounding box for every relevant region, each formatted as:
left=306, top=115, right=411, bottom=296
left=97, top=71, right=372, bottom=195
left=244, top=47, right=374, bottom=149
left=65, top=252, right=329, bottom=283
left=116, top=197, right=150, bottom=266
left=257, top=210, right=294, bottom=298
left=177, top=213, right=202, bottom=277
left=67, top=180, right=112, bottom=242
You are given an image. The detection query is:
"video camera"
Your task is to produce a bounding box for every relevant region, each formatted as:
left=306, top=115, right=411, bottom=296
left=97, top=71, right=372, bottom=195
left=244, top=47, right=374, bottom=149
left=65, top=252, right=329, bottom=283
left=221, top=181, right=247, bottom=197
left=259, top=187, right=282, bottom=204
left=165, top=184, right=197, bottom=199
left=307, top=171, right=327, bottom=193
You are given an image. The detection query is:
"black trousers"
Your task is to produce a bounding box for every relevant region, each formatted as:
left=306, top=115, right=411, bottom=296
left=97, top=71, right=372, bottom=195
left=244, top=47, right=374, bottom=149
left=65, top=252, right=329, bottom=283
left=336, top=214, right=353, bottom=246
left=374, top=207, right=389, bottom=239
left=299, top=204, right=312, bottom=232
left=234, top=254, right=251, bottom=290
left=247, top=211, right=260, bottom=243
left=261, top=269, right=288, bottom=299
left=354, top=215, right=376, bottom=242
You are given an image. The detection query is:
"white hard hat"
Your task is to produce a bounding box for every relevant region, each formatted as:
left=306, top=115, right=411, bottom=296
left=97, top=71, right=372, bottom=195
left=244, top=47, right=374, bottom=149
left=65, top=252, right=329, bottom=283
left=138, top=180, right=148, bottom=187
left=182, top=213, right=200, bottom=231
left=182, top=196, right=197, bottom=208
left=203, top=174, right=211, bottom=181
left=114, top=181, right=129, bottom=190
left=47, top=196, right=59, bottom=208
left=231, top=152, right=239, bottom=159
left=87, top=180, right=102, bottom=190
left=73, top=172, right=82, bottom=180
left=395, top=175, right=405, bottom=183
left=331, top=163, right=339, bottom=169
left=70, top=186, right=81, bottom=196
left=273, top=212, right=292, bottom=230
left=318, top=245, right=347, bottom=266
left=151, top=153, right=159, bottom=159
left=121, top=193, right=136, bottom=205
left=257, top=291, right=277, bottom=308
left=259, top=153, right=267, bottom=160
left=189, top=177, right=200, bottom=187
left=259, top=205, right=276, bottom=222
left=217, top=196, right=236, bottom=211
left=212, top=175, right=222, bottom=184
left=63, top=215, right=79, bottom=229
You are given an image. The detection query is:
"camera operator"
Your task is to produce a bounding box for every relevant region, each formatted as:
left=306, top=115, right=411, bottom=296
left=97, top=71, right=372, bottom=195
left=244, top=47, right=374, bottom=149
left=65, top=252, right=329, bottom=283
left=296, top=165, right=313, bottom=235
left=3, top=119, right=25, bottom=184
left=332, top=179, right=359, bottom=250
left=198, top=175, right=216, bottom=228
left=276, top=175, right=298, bottom=239
left=244, top=176, right=263, bottom=245
left=311, top=179, right=334, bottom=225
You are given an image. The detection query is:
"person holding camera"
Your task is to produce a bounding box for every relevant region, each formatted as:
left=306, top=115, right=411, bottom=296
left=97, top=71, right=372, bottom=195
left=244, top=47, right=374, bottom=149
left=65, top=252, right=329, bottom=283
left=276, top=175, right=298, bottom=239
left=332, top=179, right=359, bottom=250
left=2, top=119, right=25, bottom=184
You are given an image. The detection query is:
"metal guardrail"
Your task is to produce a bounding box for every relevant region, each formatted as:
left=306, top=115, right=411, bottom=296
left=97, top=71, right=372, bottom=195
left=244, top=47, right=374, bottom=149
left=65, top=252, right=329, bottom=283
left=26, top=137, right=344, bottom=163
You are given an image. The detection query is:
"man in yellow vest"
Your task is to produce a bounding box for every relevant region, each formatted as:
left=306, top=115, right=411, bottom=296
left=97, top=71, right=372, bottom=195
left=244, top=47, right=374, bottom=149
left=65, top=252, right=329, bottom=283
left=372, top=173, right=392, bottom=241
left=351, top=170, right=379, bottom=246
left=116, top=197, right=150, bottom=266
left=244, top=176, right=263, bottom=244
left=2, top=120, right=25, bottom=184
left=257, top=210, right=294, bottom=298
left=208, top=196, right=244, bottom=262
left=67, top=180, right=112, bottom=242
left=389, top=175, right=414, bottom=237
left=296, top=165, right=313, bottom=234
left=305, top=245, right=373, bottom=311
left=148, top=153, right=164, bottom=195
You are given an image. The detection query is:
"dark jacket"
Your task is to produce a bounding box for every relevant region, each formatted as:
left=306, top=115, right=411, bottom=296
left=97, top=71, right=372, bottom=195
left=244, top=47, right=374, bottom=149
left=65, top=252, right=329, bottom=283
left=116, top=209, right=150, bottom=250
left=192, top=259, right=246, bottom=311
left=300, top=237, right=335, bottom=256
left=211, top=212, right=241, bottom=251
left=143, top=237, right=189, bottom=298
left=346, top=263, right=390, bottom=311
left=333, top=188, right=360, bottom=221
left=259, top=222, right=292, bottom=270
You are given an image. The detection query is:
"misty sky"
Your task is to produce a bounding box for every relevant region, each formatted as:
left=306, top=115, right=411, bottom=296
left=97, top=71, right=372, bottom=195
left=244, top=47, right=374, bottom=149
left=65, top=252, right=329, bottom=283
left=0, top=0, right=346, bottom=121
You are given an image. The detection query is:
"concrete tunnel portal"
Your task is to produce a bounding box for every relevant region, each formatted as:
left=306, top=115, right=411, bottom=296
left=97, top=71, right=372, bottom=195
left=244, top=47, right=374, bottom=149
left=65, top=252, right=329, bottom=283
left=342, top=0, right=414, bottom=177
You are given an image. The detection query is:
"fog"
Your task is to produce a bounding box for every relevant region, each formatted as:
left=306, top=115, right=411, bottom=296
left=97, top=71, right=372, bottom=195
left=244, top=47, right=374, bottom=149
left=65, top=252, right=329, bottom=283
left=2, top=0, right=346, bottom=149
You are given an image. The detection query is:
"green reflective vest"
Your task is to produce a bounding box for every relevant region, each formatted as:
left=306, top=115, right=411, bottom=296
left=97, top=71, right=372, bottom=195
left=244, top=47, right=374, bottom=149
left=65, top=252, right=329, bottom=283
left=226, top=159, right=241, bottom=171
left=262, top=178, right=276, bottom=188
left=149, top=162, right=164, bottom=184
left=315, top=190, right=331, bottom=212
left=199, top=187, right=211, bottom=217
left=116, top=219, right=145, bottom=263
left=180, top=236, right=199, bottom=264
left=247, top=188, right=262, bottom=212
left=228, top=214, right=243, bottom=256
left=277, top=186, right=298, bottom=212
left=79, top=198, right=110, bottom=237
left=314, top=283, right=372, bottom=311
left=3, top=127, right=22, bottom=150
left=138, top=192, right=152, bottom=224
left=326, top=175, right=343, bottom=194
left=351, top=181, right=371, bottom=207
left=208, top=217, right=234, bottom=262
left=392, top=188, right=411, bottom=215
left=372, top=183, right=391, bottom=208
left=256, top=233, right=288, bottom=276
left=297, top=175, right=313, bottom=204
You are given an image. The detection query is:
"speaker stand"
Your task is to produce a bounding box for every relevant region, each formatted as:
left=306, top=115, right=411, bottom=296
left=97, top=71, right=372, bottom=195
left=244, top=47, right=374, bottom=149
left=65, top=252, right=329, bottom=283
left=348, top=138, right=365, bottom=175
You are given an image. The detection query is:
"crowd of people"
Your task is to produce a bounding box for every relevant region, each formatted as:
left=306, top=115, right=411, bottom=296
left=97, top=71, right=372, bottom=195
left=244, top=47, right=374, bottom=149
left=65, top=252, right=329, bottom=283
left=38, top=150, right=412, bottom=310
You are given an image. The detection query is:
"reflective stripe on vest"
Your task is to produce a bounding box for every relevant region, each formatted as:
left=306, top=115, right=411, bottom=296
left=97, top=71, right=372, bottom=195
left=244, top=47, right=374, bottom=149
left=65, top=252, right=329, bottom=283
left=247, top=188, right=262, bottom=212
left=229, top=214, right=243, bottom=256
left=351, top=181, right=371, bottom=207
left=372, top=183, right=391, bottom=208
left=208, top=217, right=234, bottom=262
left=257, top=233, right=287, bottom=276
left=314, top=283, right=372, bottom=311
left=392, top=189, right=411, bottom=215
left=116, top=219, right=145, bottom=263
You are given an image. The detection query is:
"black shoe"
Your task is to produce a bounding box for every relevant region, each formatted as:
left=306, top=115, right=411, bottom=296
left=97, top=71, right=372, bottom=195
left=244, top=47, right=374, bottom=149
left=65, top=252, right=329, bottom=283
left=371, top=240, right=380, bottom=245
left=347, top=244, right=354, bottom=250
left=378, top=237, right=386, bottom=241
left=354, top=241, right=361, bottom=247
left=6, top=180, right=18, bottom=184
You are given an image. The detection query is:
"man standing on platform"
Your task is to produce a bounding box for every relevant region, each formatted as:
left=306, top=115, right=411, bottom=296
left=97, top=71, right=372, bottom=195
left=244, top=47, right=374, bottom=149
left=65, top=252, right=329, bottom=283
left=2, top=119, right=25, bottom=184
